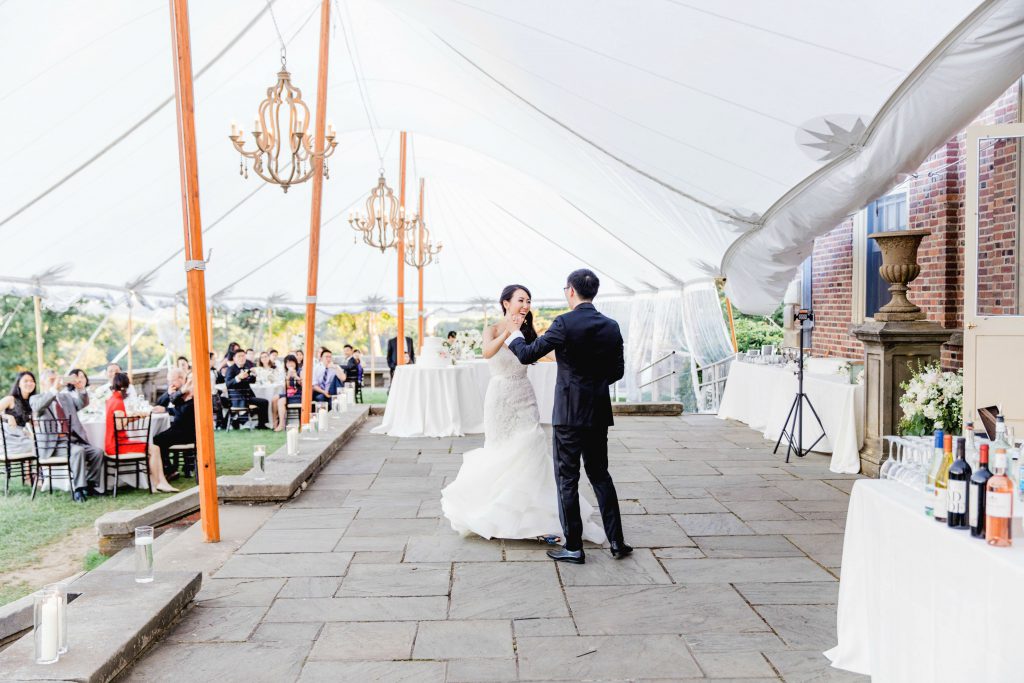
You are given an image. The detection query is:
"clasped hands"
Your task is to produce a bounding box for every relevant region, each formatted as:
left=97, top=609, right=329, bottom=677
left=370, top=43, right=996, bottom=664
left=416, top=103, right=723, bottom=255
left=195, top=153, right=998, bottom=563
left=503, top=309, right=524, bottom=335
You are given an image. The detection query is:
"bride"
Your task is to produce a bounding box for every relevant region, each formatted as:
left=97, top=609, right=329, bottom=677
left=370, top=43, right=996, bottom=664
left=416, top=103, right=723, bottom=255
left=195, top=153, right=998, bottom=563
left=441, top=284, right=606, bottom=544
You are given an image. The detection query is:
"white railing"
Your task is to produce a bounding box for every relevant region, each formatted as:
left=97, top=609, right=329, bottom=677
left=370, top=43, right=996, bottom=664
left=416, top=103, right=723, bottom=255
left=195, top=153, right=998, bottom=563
left=696, top=353, right=737, bottom=414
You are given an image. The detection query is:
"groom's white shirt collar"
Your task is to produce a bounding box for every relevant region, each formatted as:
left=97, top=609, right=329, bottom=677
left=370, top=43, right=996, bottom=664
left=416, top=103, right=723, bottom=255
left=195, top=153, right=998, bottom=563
left=504, top=331, right=524, bottom=346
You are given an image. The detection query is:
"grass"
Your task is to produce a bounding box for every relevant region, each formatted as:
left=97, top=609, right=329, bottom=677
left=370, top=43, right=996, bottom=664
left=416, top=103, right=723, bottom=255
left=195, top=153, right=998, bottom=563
left=0, top=430, right=283, bottom=606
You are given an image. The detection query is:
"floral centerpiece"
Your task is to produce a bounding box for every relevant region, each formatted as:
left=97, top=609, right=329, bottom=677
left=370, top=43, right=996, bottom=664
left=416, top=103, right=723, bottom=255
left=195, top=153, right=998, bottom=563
left=897, top=360, right=963, bottom=436
left=448, top=329, right=483, bottom=362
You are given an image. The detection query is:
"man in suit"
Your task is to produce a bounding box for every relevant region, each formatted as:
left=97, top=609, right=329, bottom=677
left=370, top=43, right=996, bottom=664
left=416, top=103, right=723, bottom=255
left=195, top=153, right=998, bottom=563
left=340, top=344, right=359, bottom=384
left=224, top=349, right=269, bottom=428
left=386, top=336, right=416, bottom=377
left=30, top=369, right=104, bottom=502
left=505, top=268, right=630, bottom=564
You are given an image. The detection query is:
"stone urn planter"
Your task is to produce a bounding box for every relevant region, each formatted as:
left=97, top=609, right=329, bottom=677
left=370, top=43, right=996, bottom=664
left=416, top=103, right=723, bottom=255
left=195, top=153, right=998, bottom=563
left=867, top=228, right=931, bottom=321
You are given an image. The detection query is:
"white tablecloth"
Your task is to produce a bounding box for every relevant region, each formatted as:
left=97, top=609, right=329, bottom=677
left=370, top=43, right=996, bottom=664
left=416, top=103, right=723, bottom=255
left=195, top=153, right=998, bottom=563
left=717, top=360, right=863, bottom=473
left=826, top=480, right=1024, bottom=681
left=463, top=360, right=558, bottom=425
left=372, top=365, right=485, bottom=437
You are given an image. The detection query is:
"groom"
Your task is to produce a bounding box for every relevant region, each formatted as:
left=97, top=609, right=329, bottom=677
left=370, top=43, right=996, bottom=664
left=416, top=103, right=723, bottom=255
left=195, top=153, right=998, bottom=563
left=504, top=268, right=631, bottom=564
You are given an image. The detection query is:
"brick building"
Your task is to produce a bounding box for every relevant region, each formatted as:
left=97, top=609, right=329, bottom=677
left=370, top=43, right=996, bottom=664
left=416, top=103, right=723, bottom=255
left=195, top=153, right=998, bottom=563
left=803, top=81, right=1022, bottom=370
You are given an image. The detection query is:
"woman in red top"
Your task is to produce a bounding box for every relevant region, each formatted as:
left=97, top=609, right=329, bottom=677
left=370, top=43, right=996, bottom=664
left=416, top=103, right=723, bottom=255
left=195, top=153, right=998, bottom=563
left=105, top=373, right=177, bottom=492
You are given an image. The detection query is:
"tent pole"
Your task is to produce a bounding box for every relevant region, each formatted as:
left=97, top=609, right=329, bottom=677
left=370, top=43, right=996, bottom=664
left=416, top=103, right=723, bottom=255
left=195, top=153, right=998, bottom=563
left=33, top=295, right=44, bottom=379
left=725, top=297, right=738, bottom=353
left=127, top=298, right=134, bottom=380
left=300, top=0, right=332, bottom=427
left=168, top=0, right=219, bottom=543
left=397, top=131, right=408, bottom=367
left=417, top=178, right=425, bottom=354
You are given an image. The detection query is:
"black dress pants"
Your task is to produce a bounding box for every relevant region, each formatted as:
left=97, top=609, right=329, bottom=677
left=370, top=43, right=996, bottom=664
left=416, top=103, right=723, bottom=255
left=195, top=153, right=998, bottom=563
left=552, top=425, right=624, bottom=551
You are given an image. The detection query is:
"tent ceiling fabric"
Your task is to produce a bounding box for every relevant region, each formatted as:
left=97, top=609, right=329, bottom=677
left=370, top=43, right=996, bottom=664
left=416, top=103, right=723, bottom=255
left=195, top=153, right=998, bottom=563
left=3, top=0, right=1024, bottom=314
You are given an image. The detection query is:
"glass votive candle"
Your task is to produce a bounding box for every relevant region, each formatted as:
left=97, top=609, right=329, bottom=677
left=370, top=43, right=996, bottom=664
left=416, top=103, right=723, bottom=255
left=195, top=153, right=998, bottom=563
left=317, top=406, right=329, bottom=432
left=286, top=426, right=299, bottom=455
left=135, top=526, right=155, bottom=584
left=33, top=587, right=60, bottom=664
left=43, top=582, right=68, bottom=655
left=253, top=445, right=267, bottom=480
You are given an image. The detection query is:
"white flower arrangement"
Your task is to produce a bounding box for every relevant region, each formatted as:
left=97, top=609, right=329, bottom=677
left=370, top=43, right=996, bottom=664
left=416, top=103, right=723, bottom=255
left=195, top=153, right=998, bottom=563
left=897, top=360, right=963, bottom=436
left=449, top=329, right=483, bottom=361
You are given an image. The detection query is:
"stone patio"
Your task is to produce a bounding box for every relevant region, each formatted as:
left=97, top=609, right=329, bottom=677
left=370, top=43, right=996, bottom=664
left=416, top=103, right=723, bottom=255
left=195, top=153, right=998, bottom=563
left=124, top=415, right=867, bottom=682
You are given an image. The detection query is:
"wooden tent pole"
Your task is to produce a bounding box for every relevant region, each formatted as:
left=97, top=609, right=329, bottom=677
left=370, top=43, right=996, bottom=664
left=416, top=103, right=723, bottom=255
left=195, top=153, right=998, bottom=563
left=168, top=0, right=219, bottom=542
left=33, top=295, right=44, bottom=379
left=127, top=297, right=134, bottom=379
left=725, top=297, right=739, bottom=353
left=417, top=178, right=425, bottom=354
left=300, top=0, right=332, bottom=426
left=396, top=131, right=408, bottom=366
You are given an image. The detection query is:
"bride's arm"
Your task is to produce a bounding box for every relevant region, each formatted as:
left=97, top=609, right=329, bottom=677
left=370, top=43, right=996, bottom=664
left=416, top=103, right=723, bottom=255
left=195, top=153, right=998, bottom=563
left=481, top=324, right=509, bottom=359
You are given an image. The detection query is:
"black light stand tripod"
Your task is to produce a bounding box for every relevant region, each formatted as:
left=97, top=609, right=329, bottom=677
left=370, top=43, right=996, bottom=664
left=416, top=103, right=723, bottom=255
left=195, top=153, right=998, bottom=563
left=774, top=309, right=826, bottom=463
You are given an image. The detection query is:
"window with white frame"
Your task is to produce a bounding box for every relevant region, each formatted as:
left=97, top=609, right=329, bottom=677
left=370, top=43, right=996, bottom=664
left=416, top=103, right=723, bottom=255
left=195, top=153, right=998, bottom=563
left=852, top=189, right=909, bottom=322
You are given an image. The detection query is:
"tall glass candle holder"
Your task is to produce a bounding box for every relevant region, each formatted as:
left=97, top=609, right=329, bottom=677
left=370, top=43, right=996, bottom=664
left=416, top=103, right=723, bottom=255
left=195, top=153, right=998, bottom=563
left=43, top=582, right=68, bottom=655
left=135, top=526, right=154, bottom=583
left=253, top=445, right=267, bottom=480
left=33, top=588, right=60, bottom=665
left=286, top=426, right=299, bottom=455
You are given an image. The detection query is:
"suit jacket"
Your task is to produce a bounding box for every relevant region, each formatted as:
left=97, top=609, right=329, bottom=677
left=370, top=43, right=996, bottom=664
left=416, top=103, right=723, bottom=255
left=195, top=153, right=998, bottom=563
left=342, top=356, right=359, bottom=383
left=508, top=303, right=624, bottom=427
left=224, top=364, right=256, bottom=404
left=30, top=389, right=92, bottom=457
left=386, top=336, right=416, bottom=373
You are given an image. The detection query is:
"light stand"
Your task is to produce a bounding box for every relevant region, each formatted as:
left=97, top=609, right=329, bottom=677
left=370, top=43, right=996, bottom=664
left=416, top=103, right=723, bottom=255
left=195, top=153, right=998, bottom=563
left=774, top=309, right=826, bottom=463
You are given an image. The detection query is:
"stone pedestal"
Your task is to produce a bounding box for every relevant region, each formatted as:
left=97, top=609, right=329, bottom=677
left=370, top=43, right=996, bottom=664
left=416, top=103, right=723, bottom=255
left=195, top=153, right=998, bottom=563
left=851, top=320, right=954, bottom=476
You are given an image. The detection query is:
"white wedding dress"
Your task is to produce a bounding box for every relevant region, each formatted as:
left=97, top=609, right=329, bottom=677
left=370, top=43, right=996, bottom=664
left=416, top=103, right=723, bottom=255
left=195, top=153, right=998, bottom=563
left=441, top=344, right=606, bottom=543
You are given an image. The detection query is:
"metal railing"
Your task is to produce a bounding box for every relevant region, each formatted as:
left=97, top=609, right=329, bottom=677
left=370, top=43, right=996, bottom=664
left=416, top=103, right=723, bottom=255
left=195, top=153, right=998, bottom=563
left=696, top=352, right=737, bottom=414
left=638, top=350, right=677, bottom=389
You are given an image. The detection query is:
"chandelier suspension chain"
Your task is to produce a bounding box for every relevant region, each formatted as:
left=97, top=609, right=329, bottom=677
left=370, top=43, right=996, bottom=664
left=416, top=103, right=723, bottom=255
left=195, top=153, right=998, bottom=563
left=265, top=0, right=288, bottom=67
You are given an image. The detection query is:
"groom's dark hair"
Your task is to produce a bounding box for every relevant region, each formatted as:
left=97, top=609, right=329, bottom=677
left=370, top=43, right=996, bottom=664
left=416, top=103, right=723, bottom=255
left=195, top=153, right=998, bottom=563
left=567, top=269, right=599, bottom=301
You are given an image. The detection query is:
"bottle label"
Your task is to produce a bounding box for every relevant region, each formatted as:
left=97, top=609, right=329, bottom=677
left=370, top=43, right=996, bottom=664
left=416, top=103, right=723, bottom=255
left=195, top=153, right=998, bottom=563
left=948, top=481, right=967, bottom=514
left=987, top=491, right=1013, bottom=518
left=969, top=485, right=981, bottom=527
left=934, top=489, right=947, bottom=518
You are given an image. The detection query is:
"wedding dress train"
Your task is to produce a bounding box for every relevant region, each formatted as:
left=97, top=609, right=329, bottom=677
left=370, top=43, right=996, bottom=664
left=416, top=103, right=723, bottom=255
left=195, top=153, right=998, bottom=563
left=441, top=344, right=606, bottom=543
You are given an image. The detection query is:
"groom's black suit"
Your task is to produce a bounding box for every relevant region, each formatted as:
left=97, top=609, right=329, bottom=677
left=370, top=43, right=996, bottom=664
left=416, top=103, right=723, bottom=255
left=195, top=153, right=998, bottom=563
left=508, top=302, right=625, bottom=551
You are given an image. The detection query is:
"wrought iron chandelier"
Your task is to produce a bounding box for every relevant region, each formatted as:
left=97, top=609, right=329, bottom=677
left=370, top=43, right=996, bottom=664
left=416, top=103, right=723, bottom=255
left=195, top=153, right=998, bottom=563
left=228, top=50, right=337, bottom=193
left=348, top=173, right=417, bottom=252
left=404, top=217, right=443, bottom=268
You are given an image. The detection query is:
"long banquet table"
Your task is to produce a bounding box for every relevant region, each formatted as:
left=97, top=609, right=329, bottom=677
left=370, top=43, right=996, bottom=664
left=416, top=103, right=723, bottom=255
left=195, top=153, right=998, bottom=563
left=372, top=364, right=484, bottom=437
left=826, top=479, right=1024, bottom=682
left=716, top=360, right=863, bottom=473
left=463, top=359, right=558, bottom=425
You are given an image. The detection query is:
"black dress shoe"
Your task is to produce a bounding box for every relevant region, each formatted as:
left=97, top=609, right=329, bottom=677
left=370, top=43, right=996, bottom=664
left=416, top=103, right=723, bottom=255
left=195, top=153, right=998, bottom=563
left=609, top=542, right=633, bottom=559
left=72, top=489, right=87, bottom=503
left=546, top=547, right=585, bottom=564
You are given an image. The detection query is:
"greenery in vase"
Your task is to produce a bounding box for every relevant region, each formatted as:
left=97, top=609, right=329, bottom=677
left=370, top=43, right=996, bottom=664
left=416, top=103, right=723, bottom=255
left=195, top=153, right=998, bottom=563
left=897, top=360, right=963, bottom=436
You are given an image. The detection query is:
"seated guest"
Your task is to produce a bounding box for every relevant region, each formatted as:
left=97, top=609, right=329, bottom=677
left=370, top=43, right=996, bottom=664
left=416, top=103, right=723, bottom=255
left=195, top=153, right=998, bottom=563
left=105, top=373, right=177, bottom=493
left=224, top=349, right=269, bottom=428
left=0, top=371, right=39, bottom=468
left=223, top=342, right=241, bottom=363
left=99, top=362, right=136, bottom=398
left=352, top=349, right=364, bottom=385
left=255, top=351, right=281, bottom=384
left=154, top=367, right=187, bottom=412
left=341, top=344, right=358, bottom=383
left=447, top=330, right=457, bottom=345
left=386, top=336, right=416, bottom=377
left=268, top=349, right=280, bottom=366
left=66, top=368, right=89, bottom=393
left=151, top=373, right=196, bottom=479
left=245, top=348, right=256, bottom=368
left=312, top=347, right=344, bottom=406
left=295, top=349, right=305, bottom=372
left=275, top=354, right=303, bottom=431
left=30, top=369, right=104, bottom=502
left=176, top=356, right=191, bottom=373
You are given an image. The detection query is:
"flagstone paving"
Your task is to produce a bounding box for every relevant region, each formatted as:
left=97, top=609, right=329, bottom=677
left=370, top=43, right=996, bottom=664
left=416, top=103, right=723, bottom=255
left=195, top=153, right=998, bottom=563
left=126, top=415, right=868, bottom=682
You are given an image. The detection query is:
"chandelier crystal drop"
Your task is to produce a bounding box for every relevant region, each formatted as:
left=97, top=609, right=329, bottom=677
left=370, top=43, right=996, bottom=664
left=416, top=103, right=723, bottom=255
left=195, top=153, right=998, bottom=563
left=348, top=173, right=417, bottom=252
left=228, top=56, right=337, bottom=193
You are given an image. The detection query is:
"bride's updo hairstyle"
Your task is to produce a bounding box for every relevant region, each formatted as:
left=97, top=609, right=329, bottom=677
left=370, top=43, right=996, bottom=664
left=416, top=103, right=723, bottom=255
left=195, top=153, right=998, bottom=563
left=499, top=284, right=538, bottom=343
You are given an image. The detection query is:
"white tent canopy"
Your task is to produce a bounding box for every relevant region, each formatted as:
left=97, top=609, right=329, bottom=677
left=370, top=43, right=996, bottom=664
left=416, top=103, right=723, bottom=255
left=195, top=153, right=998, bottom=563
left=3, top=0, right=1024, bottom=314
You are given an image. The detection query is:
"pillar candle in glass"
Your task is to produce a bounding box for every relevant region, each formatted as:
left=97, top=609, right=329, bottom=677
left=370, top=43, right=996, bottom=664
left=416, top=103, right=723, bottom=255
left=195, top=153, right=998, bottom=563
left=135, top=526, right=154, bottom=583
left=318, top=407, right=329, bottom=432
left=253, top=445, right=266, bottom=480
left=43, top=582, right=68, bottom=655
left=33, top=587, right=60, bottom=664
left=287, top=426, right=299, bottom=455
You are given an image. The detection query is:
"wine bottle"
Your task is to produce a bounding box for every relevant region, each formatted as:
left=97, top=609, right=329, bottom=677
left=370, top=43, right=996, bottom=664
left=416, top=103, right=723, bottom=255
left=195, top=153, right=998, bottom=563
left=986, top=447, right=1013, bottom=547
left=934, top=433, right=954, bottom=523
left=964, top=418, right=978, bottom=470
left=970, top=444, right=992, bottom=538
left=947, top=437, right=971, bottom=529
left=925, top=429, right=944, bottom=517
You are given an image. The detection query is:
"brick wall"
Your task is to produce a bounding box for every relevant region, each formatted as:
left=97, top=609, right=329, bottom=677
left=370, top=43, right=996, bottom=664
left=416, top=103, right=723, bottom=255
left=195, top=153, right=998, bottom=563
left=809, top=81, right=1021, bottom=370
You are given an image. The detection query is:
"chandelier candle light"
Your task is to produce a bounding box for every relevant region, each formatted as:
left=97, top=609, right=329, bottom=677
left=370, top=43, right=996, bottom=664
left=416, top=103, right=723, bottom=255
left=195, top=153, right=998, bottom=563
left=228, top=48, right=337, bottom=192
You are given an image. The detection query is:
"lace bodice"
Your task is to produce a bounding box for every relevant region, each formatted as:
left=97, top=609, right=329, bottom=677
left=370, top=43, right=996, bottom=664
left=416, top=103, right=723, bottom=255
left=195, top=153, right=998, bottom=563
left=488, top=344, right=529, bottom=379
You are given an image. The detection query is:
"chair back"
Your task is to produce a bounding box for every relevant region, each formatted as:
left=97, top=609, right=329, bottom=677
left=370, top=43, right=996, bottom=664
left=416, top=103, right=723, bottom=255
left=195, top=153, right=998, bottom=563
left=0, top=418, right=32, bottom=459
left=227, top=387, right=251, bottom=408
left=113, top=413, right=152, bottom=455
left=32, top=417, right=71, bottom=460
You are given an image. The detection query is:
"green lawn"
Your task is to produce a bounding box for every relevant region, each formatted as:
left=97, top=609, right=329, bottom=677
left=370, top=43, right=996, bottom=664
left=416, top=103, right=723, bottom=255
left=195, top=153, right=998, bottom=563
left=0, top=430, right=283, bottom=606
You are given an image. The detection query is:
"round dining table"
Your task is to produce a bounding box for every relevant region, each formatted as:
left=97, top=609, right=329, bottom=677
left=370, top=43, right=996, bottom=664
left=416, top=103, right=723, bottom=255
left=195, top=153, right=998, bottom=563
left=372, top=364, right=484, bottom=437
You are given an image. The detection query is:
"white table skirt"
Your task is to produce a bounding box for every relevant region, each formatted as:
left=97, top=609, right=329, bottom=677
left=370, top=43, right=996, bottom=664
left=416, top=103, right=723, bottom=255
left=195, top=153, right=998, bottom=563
left=463, top=360, right=558, bottom=425
left=372, top=365, right=485, bottom=437
left=826, top=480, right=1024, bottom=681
left=717, top=361, right=863, bottom=474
